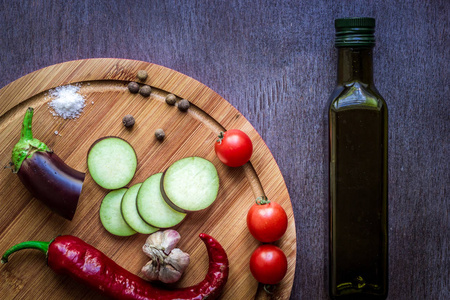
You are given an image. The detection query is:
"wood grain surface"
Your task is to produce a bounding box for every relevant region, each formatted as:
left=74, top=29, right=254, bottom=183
left=0, top=59, right=296, bottom=299
left=0, top=1, right=448, bottom=299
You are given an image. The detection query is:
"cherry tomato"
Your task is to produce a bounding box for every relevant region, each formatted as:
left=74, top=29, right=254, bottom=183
left=250, top=244, right=288, bottom=285
left=247, top=197, right=288, bottom=243
left=214, top=129, right=253, bottom=167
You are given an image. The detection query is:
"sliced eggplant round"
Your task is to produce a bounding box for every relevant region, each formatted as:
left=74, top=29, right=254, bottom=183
left=121, top=183, right=159, bottom=234
left=137, top=173, right=186, bottom=228
left=161, top=157, right=219, bottom=212
left=87, top=137, right=137, bottom=190
left=100, top=188, right=136, bottom=236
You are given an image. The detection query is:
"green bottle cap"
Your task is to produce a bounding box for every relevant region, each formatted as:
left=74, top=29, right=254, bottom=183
left=335, top=17, right=375, bottom=47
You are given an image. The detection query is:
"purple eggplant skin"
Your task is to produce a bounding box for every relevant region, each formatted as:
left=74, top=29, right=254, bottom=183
left=17, top=151, right=85, bottom=220
left=11, top=107, right=85, bottom=220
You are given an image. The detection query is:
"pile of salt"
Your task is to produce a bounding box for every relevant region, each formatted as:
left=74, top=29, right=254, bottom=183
left=48, top=84, right=86, bottom=119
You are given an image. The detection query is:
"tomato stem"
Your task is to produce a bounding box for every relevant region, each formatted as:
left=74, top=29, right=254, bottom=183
left=255, top=196, right=270, bottom=205
left=216, top=131, right=224, bottom=144
left=263, top=284, right=276, bottom=294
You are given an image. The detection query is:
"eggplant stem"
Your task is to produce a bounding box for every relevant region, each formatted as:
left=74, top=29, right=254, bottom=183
left=21, top=107, right=35, bottom=140
left=11, top=107, right=51, bottom=172
left=1, top=240, right=50, bottom=264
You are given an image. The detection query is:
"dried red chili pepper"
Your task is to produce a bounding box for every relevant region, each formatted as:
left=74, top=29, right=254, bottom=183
left=1, top=233, right=228, bottom=300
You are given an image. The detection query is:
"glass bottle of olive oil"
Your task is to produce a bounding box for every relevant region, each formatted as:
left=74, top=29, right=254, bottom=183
left=328, top=18, right=388, bottom=299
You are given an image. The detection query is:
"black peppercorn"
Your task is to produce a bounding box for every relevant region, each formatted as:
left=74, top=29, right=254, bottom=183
left=155, top=128, right=165, bottom=141
left=122, top=114, right=135, bottom=128
left=165, top=94, right=177, bottom=106
left=139, top=85, right=152, bottom=97
left=137, top=70, right=148, bottom=81
left=128, top=82, right=139, bottom=93
left=178, top=99, right=190, bottom=112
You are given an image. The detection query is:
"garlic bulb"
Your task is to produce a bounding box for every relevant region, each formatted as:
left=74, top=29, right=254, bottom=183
left=141, top=230, right=190, bottom=283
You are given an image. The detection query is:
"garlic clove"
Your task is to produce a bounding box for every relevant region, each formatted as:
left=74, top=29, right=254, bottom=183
left=160, top=229, right=181, bottom=254
left=143, top=231, right=164, bottom=250
left=166, top=248, right=190, bottom=273
left=158, top=265, right=182, bottom=283
left=142, top=244, right=161, bottom=259
left=141, top=261, right=159, bottom=281
left=143, top=229, right=181, bottom=255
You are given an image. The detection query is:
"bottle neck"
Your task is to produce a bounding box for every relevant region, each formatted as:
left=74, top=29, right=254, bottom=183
left=337, top=47, right=374, bottom=85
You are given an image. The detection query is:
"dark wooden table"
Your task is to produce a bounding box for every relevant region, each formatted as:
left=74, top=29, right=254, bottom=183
left=0, top=1, right=448, bottom=299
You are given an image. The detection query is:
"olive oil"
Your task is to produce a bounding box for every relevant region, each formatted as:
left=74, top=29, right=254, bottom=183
left=328, top=18, right=388, bottom=299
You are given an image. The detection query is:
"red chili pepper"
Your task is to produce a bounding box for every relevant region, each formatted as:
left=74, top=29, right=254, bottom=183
left=1, top=233, right=228, bottom=300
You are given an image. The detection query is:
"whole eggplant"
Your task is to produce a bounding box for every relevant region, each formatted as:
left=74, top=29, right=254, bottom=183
left=11, top=107, right=85, bottom=220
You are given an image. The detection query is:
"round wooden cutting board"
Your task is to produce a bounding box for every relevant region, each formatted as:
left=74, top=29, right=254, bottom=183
left=0, top=59, right=296, bottom=300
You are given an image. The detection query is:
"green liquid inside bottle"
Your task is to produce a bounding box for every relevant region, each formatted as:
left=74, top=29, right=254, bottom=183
left=328, top=18, right=388, bottom=299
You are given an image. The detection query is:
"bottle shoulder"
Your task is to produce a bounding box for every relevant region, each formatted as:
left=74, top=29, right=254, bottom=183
left=329, top=81, right=387, bottom=112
